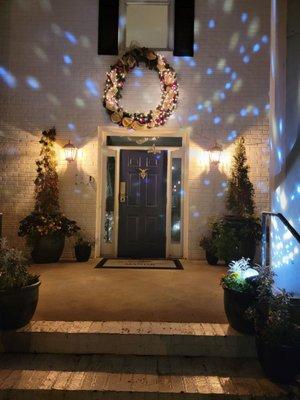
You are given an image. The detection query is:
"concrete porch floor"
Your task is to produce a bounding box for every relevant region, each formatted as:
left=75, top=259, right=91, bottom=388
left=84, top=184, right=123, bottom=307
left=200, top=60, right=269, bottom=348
left=30, top=259, right=228, bottom=323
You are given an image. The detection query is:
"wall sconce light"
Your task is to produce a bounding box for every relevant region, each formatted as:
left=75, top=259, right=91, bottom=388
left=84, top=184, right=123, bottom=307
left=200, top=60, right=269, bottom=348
left=209, top=142, right=223, bottom=165
left=63, top=141, right=77, bottom=162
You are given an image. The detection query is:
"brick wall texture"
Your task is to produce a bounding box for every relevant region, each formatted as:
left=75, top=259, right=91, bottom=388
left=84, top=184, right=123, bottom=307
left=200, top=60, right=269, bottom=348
left=0, top=0, right=270, bottom=259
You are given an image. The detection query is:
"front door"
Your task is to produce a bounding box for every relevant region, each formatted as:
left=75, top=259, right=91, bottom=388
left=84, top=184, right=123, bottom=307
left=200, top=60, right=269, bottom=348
left=118, top=150, right=167, bottom=258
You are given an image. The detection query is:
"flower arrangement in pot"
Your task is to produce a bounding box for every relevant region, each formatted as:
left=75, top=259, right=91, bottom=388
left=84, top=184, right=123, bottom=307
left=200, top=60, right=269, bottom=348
left=74, top=234, right=93, bottom=262
left=247, top=265, right=300, bottom=384
left=18, top=128, right=80, bottom=263
left=0, top=238, right=40, bottom=330
left=221, top=258, right=258, bottom=334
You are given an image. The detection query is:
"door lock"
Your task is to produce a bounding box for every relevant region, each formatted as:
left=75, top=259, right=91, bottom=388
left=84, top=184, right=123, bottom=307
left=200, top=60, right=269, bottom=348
left=120, top=181, right=126, bottom=203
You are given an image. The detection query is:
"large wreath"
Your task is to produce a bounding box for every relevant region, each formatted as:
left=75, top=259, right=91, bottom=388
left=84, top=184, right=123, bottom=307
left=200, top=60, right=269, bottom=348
left=103, top=47, right=179, bottom=130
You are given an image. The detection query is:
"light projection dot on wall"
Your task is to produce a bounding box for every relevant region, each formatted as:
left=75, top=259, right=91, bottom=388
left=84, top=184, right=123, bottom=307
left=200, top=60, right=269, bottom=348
left=64, top=31, right=78, bottom=45
left=227, top=130, right=237, bottom=141
left=239, top=45, right=245, bottom=54
left=240, top=108, right=248, bottom=117
left=189, top=59, right=196, bottom=67
left=252, top=107, right=260, bottom=116
left=188, top=114, right=198, bottom=122
left=85, top=79, right=99, bottom=97
left=253, top=43, right=261, bottom=53
left=261, top=35, right=269, bottom=44
left=26, top=76, right=41, bottom=90
left=243, top=55, right=250, bottom=63
left=67, top=123, right=75, bottom=131
left=221, top=181, right=228, bottom=188
left=119, top=15, right=126, bottom=28
left=213, top=116, right=221, bottom=124
left=197, top=103, right=204, bottom=111
left=133, top=68, right=143, bottom=77
left=231, top=71, right=237, bottom=80
left=193, top=211, right=200, bottom=218
left=0, top=66, right=17, bottom=88
left=193, top=43, right=200, bottom=52
left=63, top=55, right=73, bottom=64
left=206, top=68, right=213, bottom=75
left=224, top=66, right=231, bottom=74
left=219, top=92, right=226, bottom=100
left=241, top=13, right=248, bottom=23
left=75, top=97, right=85, bottom=107
left=208, top=19, right=216, bottom=29
left=203, top=179, right=210, bottom=186
left=225, top=82, right=232, bottom=90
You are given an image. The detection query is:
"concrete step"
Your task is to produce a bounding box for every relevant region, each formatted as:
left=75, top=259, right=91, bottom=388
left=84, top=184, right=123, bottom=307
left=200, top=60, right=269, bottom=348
left=0, top=353, right=287, bottom=399
left=0, top=321, right=256, bottom=358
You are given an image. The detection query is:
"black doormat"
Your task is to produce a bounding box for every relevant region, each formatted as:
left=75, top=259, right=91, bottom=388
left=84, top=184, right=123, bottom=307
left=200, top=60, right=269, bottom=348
left=95, top=258, right=183, bottom=270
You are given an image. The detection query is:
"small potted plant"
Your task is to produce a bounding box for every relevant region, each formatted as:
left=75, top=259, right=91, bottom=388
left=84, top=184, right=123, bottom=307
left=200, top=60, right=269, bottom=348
left=221, top=258, right=258, bottom=334
left=74, top=234, right=93, bottom=262
left=200, top=235, right=218, bottom=265
left=0, top=238, right=40, bottom=330
left=18, top=128, right=80, bottom=263
left=247, top=266, right=300, bottom=383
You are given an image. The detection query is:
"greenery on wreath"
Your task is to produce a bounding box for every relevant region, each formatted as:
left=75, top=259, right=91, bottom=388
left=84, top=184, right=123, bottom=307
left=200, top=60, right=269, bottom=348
left=103, top=46, right=179, bottom=130
left=18, top=128, right=80, bottom=241
left=200, top=137, right=261, bottom=263
left=0, top=238, right=39, bottom=290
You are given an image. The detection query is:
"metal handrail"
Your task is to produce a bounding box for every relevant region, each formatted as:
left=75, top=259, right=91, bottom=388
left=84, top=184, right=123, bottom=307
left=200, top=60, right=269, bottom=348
left=261, top=211, right=300, bottom=267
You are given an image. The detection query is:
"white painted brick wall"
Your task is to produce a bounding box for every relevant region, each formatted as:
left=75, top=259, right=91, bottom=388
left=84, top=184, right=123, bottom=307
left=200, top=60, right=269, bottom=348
left=0, top=0, right=270, bottom=260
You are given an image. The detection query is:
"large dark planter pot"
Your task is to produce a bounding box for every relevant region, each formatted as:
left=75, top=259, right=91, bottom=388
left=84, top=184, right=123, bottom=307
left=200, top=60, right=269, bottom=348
left=0, top=281, right=41, bottom=330
left=205, top=250, right=218, bottom=265
left=256, top=337, right=300, bottom=384
left=31, top=234, right=65, bottom=263
left=223, top=286, right=255, bottom=334
left=75, top=244, right=92, bottom=262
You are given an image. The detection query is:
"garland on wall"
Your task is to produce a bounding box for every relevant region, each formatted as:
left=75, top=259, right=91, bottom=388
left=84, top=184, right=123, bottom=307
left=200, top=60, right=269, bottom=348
left=103, top=47, right=179, bottom=130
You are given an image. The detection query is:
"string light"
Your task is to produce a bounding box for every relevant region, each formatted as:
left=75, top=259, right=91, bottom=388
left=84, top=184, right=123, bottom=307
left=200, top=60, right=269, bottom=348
left=103, top=47, right=179, bottom=130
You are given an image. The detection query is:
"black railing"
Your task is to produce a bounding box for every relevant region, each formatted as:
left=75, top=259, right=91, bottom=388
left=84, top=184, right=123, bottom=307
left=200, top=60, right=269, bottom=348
left=261, top=211, right=300, bottom=268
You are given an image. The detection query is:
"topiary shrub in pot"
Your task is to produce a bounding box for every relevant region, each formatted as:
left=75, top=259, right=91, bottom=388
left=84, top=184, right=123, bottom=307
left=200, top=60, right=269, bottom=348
left=247, top=265, right=300, bottom=384
left=74, top=234, right=93, bottom=262
left=18, top=128, right=80, bottom=263
left=0, top=238, right=40, bottom=330
left=221, top=258, right=258, bottom=334
left=224, top=136, right=261, bottom=261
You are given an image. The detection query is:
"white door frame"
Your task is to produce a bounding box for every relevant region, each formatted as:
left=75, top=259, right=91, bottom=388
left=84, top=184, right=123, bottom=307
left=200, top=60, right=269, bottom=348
left=95, top=126, right=190, bottom=259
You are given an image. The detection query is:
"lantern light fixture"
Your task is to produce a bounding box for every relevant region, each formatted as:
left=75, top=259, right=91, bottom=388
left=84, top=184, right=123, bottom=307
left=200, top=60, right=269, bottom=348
left=209, top=141, right=223, bottom=165
left=63, top=141, right=77, bottom=163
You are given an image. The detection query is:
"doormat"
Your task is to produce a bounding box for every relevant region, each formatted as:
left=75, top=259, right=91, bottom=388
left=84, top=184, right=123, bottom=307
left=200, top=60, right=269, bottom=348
left=95, top=258, right=183, bottom=270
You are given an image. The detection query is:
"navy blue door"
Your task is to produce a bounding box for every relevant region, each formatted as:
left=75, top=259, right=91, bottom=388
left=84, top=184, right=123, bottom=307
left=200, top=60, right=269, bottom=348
left=118, top=150, right=167, bottom=258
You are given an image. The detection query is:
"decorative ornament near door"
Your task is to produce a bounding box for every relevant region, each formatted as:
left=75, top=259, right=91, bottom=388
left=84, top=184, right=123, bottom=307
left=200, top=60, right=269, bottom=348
left=139, top=168, right=148, bottom=179
left=103, top=46, right=179, bottom=130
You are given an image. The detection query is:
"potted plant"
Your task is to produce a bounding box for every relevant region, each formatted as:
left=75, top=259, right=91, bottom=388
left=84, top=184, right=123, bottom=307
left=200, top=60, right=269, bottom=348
left=74, top=234, right=93, bottom=262
left=224, top=136, right=261, bottom=260
left=247, top=266, right=300, bottom=383
left=221, top=258, right=258, bottom=334
left=0, top=238, right=40, bottom=330
left=201, top=137, right=261, bottom=265
left=18, top=128, right=80, bottom=263
left=199, top=235, right=218, bottom=265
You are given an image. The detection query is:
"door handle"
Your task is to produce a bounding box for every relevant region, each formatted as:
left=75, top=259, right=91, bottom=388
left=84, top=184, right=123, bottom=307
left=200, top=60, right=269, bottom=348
left=120, top=181, right=126, bottom=203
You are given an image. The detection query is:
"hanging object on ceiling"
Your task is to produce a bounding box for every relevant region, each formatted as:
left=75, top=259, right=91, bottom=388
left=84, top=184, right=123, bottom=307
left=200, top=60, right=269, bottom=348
left=103, top=46, right=179, bottom=130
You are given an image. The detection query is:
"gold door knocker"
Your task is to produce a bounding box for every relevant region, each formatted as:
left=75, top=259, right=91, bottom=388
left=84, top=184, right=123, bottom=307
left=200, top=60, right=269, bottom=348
left=139, top=168, right=148, bottom=179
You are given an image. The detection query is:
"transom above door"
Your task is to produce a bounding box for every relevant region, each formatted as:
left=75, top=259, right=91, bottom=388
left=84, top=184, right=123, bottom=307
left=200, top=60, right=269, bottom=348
left=118, top=150, right=167, bottom=258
